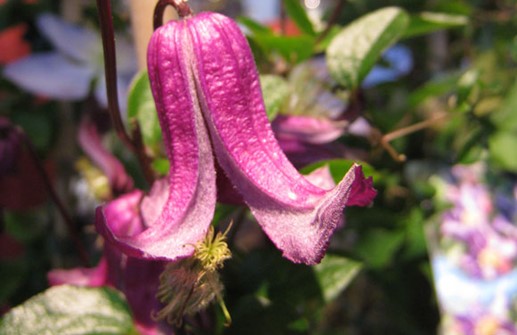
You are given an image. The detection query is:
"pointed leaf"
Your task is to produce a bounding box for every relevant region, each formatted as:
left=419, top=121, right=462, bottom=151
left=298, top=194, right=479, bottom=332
left=313, top=254, right=362, bottom=302
left=283, top=0, right=316, bottom=36
left=0, top=285, right=137, bottom=335
left=326, top=7, right=409, bottom=89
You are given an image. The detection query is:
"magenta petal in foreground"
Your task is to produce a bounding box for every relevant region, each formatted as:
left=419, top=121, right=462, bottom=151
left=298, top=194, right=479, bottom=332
left=99, top=12, right=375, bottom=265
left=185, top=13, right=376, bottom=264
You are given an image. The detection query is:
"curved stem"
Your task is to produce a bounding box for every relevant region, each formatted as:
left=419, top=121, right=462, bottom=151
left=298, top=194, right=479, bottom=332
left=96, top=0, right=155, bottom=186
left=154, top=0, right=193, bottom=30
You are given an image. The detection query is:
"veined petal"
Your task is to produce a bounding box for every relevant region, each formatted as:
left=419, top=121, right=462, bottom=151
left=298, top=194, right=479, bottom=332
left=36, top=13, right=100, bottom=64
left=96, top=21, right=217, bottom=261
left=3, top=53, right=94, bottom=100
left=189, top=13, right=376, bottom=264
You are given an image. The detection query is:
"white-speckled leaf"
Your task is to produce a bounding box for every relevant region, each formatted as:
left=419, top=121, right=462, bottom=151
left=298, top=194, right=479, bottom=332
left=326, top=7, right=409, bottom=89
left=260, top=74, right=289, bottom=120
left=0, top=285, right=137, bottom=335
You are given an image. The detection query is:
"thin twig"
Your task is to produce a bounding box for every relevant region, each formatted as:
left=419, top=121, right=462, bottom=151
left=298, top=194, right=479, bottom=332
left=378, top=113, right=449, bottom=162
left=383, top=114, right=448, bottom=143
left=17, top=128, right=90, bottom=266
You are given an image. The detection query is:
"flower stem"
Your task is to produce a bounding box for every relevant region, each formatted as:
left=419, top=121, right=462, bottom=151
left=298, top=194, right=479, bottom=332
left=153, top=0, right=193, bottom=30
left=96, top=0, right=155, bottom=186
left=16, top=127, right=90, bottom=266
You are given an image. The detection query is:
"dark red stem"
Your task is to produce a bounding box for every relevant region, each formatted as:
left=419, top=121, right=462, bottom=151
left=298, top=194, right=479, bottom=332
left=96, top=0, right=155, bottom=185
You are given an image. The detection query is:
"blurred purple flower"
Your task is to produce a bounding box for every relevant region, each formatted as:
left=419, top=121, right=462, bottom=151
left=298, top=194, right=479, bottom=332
left=77, top=115, right=133, bottom=195
left=3, top=13, right=136, bottom=110
left=435, top=164, right=517, bottom=279
left=96, top=12, right=376, bottom=265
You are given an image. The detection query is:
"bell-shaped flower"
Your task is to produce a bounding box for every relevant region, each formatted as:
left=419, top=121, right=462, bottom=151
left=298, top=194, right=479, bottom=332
left=96, top=12, right=376, bottom=265
left=3, top=13, right=136, bottom=110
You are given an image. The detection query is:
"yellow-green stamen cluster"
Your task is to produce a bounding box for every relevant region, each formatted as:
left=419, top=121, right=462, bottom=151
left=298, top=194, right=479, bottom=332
left=155, top=224, right=232, bottom=326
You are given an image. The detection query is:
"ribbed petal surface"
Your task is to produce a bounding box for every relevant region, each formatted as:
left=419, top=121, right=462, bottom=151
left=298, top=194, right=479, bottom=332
left=188, top=13, right=376, bottom=264
left=95, top=20, right=217, bottom=261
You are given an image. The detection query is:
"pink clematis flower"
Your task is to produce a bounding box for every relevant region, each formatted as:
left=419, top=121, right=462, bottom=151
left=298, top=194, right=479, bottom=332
left=96, top=12, right=376, bottom=265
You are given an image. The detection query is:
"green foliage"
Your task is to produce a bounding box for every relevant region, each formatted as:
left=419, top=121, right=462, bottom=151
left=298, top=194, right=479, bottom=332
left=0, top=285, right=138, bottom=335
left=127, top=70, right=162, bottom=155
left=404, top=12, right=467, bottom=38
left=282, top=0, right=316, bottom=36
left=260, top=74, right=290, bottom=120
left=326, top=7, right=409, bottom=89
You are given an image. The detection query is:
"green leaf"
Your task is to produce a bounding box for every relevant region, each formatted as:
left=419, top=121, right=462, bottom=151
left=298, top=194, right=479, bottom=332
left=489, top=130, right=517, bottom=172
left=403, top=12, right=468, bottom=38
left=355, top=229, right=405, bottom=268
left=127, top=71, right=162, bottom=154
left=326, top=7, right=409, bottom=89
left=313, top=254, right=362, bottom=302
left=251, top=34, right=315, bottom=64
left=0, top=285, right=137, bottom=335
left=238, top=16, right=272, bottom=35
left=491, top=79, right=517, bottom=131
left=282, top=0, right=316, bottom=36
left=260, top=75, right=289, bottom=120
left=301, top=159, right=379, bottom=184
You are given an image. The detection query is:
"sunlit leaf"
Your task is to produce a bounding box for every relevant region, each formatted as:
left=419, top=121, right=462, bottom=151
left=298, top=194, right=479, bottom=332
left=0, top=285, right=137, bottom=335
left=489, top=130, right=517, bottom=172
left=251, top=34, right=315, bottom=64
left=260, top=74, right=290, bottom=120
left=326, top=7, right=409, bottom=89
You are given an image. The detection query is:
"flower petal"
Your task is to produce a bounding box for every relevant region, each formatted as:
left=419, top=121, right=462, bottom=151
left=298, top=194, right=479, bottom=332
left=189, top=13, right=376, bottom=264
left=272, top=115, right=348, bottom=144
left=3, top=53, right=94, bottom=100
left=47, top=258, right=109, bottom=287
left=96, top=21, right=217, bottom=261
left=36, top=13, right=100, bottom=64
